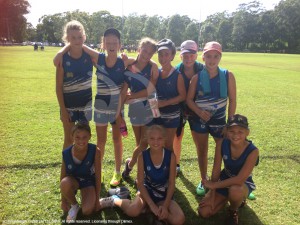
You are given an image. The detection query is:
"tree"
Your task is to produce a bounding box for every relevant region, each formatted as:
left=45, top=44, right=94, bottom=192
left=166, top=14, right=186, bottom=46
left=142, top=16, right=160, bottom=40
left=0, top=0, right=30, bottom=42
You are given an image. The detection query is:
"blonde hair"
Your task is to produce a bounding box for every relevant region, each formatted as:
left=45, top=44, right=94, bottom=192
left=62, top=20, right=86, bottom=44
left=138, top=37, right=157, bottom=53
left=146, top=125, right=166, bottom=139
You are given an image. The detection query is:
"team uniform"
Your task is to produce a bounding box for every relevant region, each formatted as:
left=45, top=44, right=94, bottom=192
left=143, top=148, right=172, bottom=203
left=175, top=62, right=204, bottom=135
left=62, top=51, right=93, bottom=122
left=124, top=63, right=153, bottom=126
left=62, top=143, right=96, bottom=189
left=94, top=53, right=125, bottom=124
left=189, top=67, right=229, bottom=137
left=216, top=139, right=259, bottom=197
left=154, top=69, right=181, bottom=128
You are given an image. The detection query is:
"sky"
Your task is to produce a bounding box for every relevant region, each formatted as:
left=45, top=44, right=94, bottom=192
left=25, top=0, right=281, bottom=27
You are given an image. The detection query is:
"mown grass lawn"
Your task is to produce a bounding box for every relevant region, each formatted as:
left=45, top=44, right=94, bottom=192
left=0, top=46, right=299, bottom=225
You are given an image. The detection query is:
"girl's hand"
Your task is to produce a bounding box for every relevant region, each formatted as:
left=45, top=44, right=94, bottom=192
left=53, top=52, right=63, bottom=67
left=61, top=109, right=71, bottom=123
left=120, top=52, right=128, bottom=61
left=158, top=205, right=169, bottom=220
left=197, top=109, right=212, bottom=122
left=202, top=179, right=216, bottom=190
left=149, top=203, right=159, bottom=217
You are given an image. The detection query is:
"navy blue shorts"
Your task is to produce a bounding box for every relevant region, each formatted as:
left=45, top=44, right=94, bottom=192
left=189, top=116, right=225, bottom=138
left=75, top=177, right=95, bottom=189
left=153, top=116, right=180, bottom=128
left=65, top=109, right=92, bottom=123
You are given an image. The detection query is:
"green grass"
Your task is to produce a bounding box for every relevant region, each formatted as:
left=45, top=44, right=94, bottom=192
left=0, top=46, right=299, bottom=225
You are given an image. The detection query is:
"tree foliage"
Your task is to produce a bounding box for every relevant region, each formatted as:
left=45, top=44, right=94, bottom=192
left=3, top=0, right=300, bottom=53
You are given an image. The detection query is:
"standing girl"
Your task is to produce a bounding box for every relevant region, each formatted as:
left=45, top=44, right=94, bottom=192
left=121, top=37, right=159, bottom=179
left=60, top=123, right=101, bottom=223
left=154, top=39, right=186, bottom=151
left=100, top=125, right=185, bottom=225
left=55, top=20, right=93, bottom=150
left=186, top=41, right=236, bottom=196
left=198, top=114, right=259, bottom=225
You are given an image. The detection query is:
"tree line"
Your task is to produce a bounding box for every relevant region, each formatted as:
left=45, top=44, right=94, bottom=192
left=1, top=0, right=299, bottom=53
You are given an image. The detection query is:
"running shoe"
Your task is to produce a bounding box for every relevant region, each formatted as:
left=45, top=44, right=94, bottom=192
left=99, top=195, right=120, bottom=209
left=110, top=172, right=122, bottom=186
left=66, top=203, right=80, bottom=223
left=108, top=186, right=131, bottom=199
left=196, top=181, right=206, bottom=196
left=248, top=192, right=256, bottom=200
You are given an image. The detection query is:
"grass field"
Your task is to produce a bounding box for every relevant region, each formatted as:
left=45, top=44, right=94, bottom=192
left=0, top=46, right=299, bottom=225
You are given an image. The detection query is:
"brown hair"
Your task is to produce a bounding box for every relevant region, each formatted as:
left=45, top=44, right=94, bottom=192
left=71, top=122, right=91, bottom=136
left=138, top=37, right=157, bottom=53
left=146, top=125, right=166, bottom=139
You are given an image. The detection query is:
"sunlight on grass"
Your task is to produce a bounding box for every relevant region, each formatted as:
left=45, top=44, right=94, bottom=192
left=0, top=47, right=299, bottom=225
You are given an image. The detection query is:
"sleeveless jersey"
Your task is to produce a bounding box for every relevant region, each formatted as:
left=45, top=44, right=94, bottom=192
left=62, top=51, right=93, bottom=110
left=221, top=139, right=259, bottom=190
left=194, top=69, right=229, bottom=123
left=94, top=53, right=125, bottom=113
left=155, top=69, right=181, bottom=119
left=143, top=148, right=172, bottom=203
left=62, top=143, right=96, bottom=182
left=124, top=63, right=152, bottom=118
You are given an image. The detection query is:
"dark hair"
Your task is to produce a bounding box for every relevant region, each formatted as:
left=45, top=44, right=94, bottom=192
left=104, top=28, right=121, bottom=40
left=71, top=122, right=91, bottom=136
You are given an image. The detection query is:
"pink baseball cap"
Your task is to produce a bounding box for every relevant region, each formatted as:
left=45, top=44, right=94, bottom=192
left=180, top=40, right=198, bottom=55
left=202, top=41, right=222, bottom=55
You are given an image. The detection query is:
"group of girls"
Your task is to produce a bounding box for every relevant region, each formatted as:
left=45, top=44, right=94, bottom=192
left=55, top=20, right=259, bottom=225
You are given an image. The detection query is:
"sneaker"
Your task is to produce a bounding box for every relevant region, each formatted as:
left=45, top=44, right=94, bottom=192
left=196, top=182, right=206, bottom=196
left=248, top=192, right=256, bottom=200
left=108, top=186, right=131, bottom=199
left=100, top=195, right=120, bottom=209
left=110, top=172, right=122, bottom=186
left=122, top=158, right=132, bottom=179
left=225, top=209, right=238, bottom=225
left=66, top=203, right=80, bottom=223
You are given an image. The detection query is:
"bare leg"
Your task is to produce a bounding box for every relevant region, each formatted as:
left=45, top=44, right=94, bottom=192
left=81, top=186, right=96, bottom=215
left=60, top=176, right=79, bottom=205
left=192, top=131, right=209, bottom=179
left=173, top=128, right=184, bottom=165
left=112, top=123, right=123, bottom=172
left=62, top=121, right=75, bottom=150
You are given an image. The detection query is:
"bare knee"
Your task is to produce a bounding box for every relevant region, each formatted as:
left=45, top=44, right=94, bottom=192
left=81, top=205, right=94, bottom=216
left=172, top=212, right=185, bottom=225
left=228, top=185, right=244, bottom=201
left=198, top=206, right=212, bottom=219
left=60, top=177, right=76, bottom=192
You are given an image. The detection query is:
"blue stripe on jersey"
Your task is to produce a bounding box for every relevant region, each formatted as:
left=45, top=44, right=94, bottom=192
left=156, top=69, right=181, bottom=119
left=63, top=51, right=93, bottom=109
left=221, top=139, right=259, bottom=188
left=95, top=53, right=125, bottom=96
left=143, top=148, right=171, bottom=202
left=63, top=143, right=96, bottom=180
left=194, top=70, right=229, bottom=119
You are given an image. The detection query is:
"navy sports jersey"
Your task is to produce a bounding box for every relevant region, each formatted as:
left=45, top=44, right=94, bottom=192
left=220, top=139, right=259, bottom=190
left=124, top=64, right=152, bottom=123
left=176, top=61, right=203, bottom=91
left=94, top=53, right=125, bottom=120
left=62, top=51, right=93, bottom=110
left=155, top=69, right=181, bottom=120
left=193, top=68, right=229, bottom=124
left=62, top=143, right=96, bottom=185
left=143, top=148, right=172, bottom=203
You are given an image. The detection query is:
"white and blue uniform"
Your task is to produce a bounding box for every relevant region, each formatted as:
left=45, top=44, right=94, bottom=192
left=189, top=67, right=229, bottom=137
left=175, top=62, right=203, bottom=136
left=124, top=63, right=153, bottom=126
left=94, top=53, right=125, bottom=124
left=62, top=143, right=96, bottom=189
left=154, top=69, right=181, bottom=128
left=143, top=148, right=172, bottom=203
left=216, top=139, right=259, bottom=197
left=62, top=51, right=93, bottom=122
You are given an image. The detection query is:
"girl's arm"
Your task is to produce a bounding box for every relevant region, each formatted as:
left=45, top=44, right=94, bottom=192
left=158, top=73, right=186, bottom=108
left=137, top=154, right=160, bottom=217
left=159, top=152, right=176, bottom=220
left=82, top=45, right=99, bottom=65
left=186, top=75, right=211, bottom=122
left=56, top=66, right=71, bottom=123
left=227, top=71, right=236, bottom=117
left=205, top=149, right=259, bottom=190
left=53, top=44, right=70, bottom=67
left=120, top=52, right=135, bottom=68
left=94, top=147, right=101, bottom=211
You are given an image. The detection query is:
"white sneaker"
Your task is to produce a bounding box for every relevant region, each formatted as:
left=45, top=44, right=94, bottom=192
left=66, top=204, right=80, bottom=223
left=100, top=196, right=119, bottom=209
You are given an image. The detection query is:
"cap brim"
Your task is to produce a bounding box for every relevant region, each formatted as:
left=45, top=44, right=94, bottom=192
left=202, top=49, right=222, bottom=55
left=181, top=49, right=197, bottom=55
left=227, top=123, right=248, bottom=129
left=157, top=46, right=170, bottom=52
